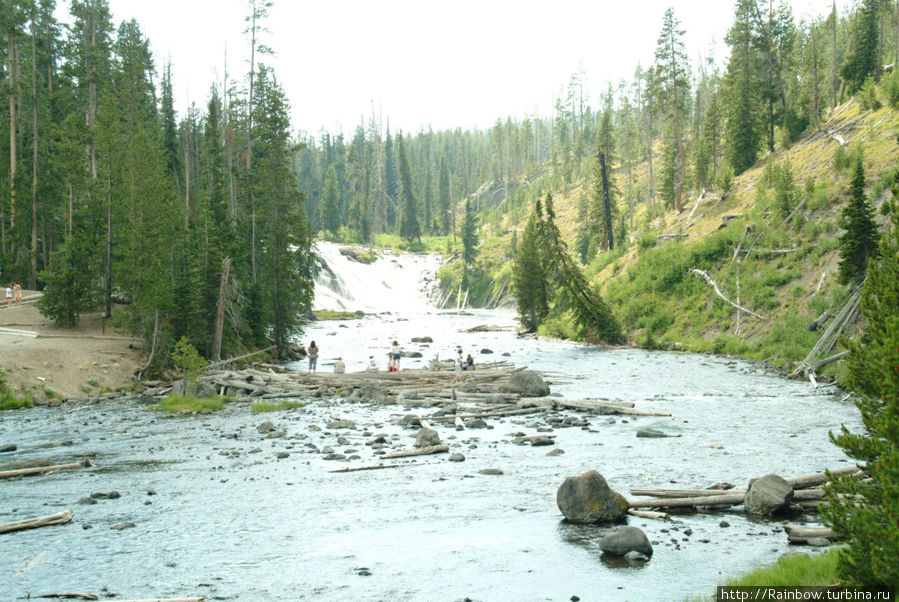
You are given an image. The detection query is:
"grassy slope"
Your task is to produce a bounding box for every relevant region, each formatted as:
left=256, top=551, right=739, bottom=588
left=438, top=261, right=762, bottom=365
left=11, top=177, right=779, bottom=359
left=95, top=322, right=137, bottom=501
left=487, top=93, right=897, bottom=368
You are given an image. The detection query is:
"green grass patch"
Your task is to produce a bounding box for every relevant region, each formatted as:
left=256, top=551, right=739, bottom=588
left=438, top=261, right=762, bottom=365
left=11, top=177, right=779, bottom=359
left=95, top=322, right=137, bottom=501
left=148, top=394, right=229, bottom=413
left=724, top=548, right=839, bottom=587
left=251, top=400, right=305, bottom=413
left=313, top=310, right=358, bottom=320
left=0, top=395, right=34, bottom=411
left=689, top=549, right=840, bottom=600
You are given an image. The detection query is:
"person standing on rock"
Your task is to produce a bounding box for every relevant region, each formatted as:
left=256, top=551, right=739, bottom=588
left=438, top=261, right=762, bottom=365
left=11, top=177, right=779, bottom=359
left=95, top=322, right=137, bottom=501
left=5, top=285, right=11, bottom=308
left=390, top=340, right=402, bottom=371
left=307, top=341, right=319, bottom=373
left=456, top=348, right=468, bottom=371
left=333, top=356, right=346, bottom=374
left=13, top=283, right=21, bottom=304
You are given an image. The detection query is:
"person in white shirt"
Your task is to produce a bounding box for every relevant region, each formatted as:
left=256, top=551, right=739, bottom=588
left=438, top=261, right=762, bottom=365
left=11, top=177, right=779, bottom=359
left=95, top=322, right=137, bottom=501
left=390, top=340, right=402, bottom=371
left=365, top=355, right=379, bottom=372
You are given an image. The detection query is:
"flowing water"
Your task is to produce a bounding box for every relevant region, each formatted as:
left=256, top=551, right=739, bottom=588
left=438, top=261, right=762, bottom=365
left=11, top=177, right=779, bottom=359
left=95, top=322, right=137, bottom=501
left=0, top=242, right=863, bottom=601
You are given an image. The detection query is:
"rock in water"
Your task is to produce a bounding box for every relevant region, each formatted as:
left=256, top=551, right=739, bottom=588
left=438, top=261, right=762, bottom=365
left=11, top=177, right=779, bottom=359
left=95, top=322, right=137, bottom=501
left=600, top=526, right=653, bottom=557
left=636, top=428, right=670, bottom=438
left=556, top=470, right=629, bottom=524
left=414, top=427, right=441, bottom=448
left=501, top=370, right=550, bottom=397
left=743, top=474, right=793, bottom=516
left=448, top=453, right=465, bottom=462
left=0, top=444, right=17, bottom=453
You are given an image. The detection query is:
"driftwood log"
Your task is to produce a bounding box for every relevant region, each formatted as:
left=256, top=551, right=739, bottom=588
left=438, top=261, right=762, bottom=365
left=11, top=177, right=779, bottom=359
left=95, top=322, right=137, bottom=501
left=0, top=509, right=74, bottom=534
left=0, top=460, right=90, bottom=479
left=784, top=525, right=843, bottom=543
left=380, top=445, right=449, bottom=459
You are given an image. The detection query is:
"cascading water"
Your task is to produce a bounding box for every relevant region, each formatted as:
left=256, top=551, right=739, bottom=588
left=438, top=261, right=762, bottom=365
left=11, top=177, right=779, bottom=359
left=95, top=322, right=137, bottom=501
left=311, top=242, right=442, bottom=314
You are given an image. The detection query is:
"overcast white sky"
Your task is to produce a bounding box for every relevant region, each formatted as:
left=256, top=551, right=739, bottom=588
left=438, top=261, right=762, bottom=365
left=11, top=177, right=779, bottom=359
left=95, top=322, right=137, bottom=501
left=98, top=0, right=848, bottom=135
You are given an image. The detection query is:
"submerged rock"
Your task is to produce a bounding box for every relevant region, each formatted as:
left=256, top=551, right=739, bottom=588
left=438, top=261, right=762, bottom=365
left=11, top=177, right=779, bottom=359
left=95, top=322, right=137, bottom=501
left=556, top=470, right=628, bottom=524
left=744, top=474, right=793, bottom=516
left=0, top=444, right=17, bottom=453
left=600, top=526, right=653, bottom=557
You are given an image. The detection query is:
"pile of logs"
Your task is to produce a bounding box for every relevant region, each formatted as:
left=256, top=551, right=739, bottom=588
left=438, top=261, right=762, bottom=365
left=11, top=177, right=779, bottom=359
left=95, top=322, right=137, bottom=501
left=628, top=465, right=864, bottom=544
left=139, top=365, right=671, bottom=420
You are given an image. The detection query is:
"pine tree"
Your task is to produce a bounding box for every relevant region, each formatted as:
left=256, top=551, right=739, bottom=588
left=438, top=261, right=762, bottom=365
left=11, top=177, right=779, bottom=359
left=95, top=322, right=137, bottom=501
left=460, top=197, right=478, bottom=287
left=774, top=160, right=796, bottom=218
left=397, top=134, right=420, bottom=242
left=321, top=164, right=340, bottom=235
left=384, top=125, right=399, bottom=228
left=654, top=7, right=690, bottom=212
left=438, top=156, right=450, bottom=235
left=823, top=196, right=899, bottom=593
left=840, top=0, right=881, bottom=93
left=724, top=0, right=765, bottom=174
left=512, top=201, right=548, bottom=332
left=838, top=157, right=879, bottom=284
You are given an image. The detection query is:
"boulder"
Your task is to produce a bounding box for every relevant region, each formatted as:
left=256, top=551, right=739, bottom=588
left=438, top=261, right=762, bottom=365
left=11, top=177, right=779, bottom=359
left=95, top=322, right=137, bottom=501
left=256, top=421, right=275, bottom=434
left=636, top=428, right=673, bottom=438
left=171, top=378, right=217, bottom=398
left=600, top=526, right=653, bottom=557
left=326, top=419, right=355, bottom=430
left=448, top=453, right=465, bottom=462
left=414, top=427, right=441, bottom=448
left=556, top=470, right=629, bottom=524
left=0, top=443, right=17, bottom=453
left=411, top=336, right=433, bottom=343
left=744, top=474, right=793, bottom=516
left=480, top=348, right=494, bottom=354
left=501, top=370, right=550, bottom=397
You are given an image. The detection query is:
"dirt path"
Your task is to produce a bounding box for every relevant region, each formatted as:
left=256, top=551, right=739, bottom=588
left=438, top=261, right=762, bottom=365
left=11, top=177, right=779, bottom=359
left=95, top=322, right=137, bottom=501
left=1, top=292, right=143, bottom=401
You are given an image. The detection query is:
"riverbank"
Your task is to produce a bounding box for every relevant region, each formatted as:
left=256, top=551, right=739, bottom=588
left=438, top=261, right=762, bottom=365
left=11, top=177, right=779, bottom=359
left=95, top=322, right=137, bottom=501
left=0, top=298, right=142, bottom=401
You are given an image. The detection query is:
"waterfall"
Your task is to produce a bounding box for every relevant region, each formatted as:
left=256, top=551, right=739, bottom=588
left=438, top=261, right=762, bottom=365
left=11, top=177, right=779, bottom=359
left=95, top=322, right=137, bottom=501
left=312, top=242, right=442, bottom=314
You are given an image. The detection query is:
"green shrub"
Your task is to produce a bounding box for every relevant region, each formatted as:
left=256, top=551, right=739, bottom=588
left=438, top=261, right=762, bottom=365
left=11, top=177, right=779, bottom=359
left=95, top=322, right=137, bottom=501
left=858, top=76, right=882, bottom=111
left=171, top=336, right=209, bottom=388
left=884, top=69, right=899, bottom=108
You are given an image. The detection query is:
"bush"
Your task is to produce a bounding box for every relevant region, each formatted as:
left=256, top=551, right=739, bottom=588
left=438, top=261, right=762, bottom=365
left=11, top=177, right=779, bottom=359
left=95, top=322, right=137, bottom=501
left=858, top=76, right=882, bottom=111
left=0, top=368, right=34, bottom=410
left=884, top=69, right=899, bottom=108
left=251, top=401, right=304, bottom=412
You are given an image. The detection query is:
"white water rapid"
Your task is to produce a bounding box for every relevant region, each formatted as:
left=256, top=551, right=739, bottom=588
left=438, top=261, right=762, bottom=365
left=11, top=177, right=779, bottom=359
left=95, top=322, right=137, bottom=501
left=312, top=242, right=442, bottom=314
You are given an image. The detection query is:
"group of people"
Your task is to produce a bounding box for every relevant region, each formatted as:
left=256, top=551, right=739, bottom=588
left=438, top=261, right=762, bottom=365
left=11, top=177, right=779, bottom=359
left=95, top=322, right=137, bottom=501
left=304, top=340, right=476, bottom=375
left=5, top=283, right=22, bottom=307
left=305, top=340, right=400, bottom=374
left=456, top=348, right=475, bottom=371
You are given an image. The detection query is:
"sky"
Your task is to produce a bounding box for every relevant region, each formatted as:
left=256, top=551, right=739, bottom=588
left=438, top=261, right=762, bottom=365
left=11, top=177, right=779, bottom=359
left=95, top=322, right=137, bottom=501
left=96, top=0, right=849, bottom=136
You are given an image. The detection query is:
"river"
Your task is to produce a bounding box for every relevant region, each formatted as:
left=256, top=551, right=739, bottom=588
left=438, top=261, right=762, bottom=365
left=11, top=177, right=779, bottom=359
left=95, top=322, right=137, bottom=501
left=0, top=242, right=862, bottom=601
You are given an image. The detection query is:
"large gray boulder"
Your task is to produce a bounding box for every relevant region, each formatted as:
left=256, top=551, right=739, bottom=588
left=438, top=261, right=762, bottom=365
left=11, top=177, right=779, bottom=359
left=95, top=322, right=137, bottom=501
left=556, top=470, right=629, bottom=524
left=414, top=427, right=441, bottom=448
left=744, top=474, right=793, bottom=516
left=501, top=370, right=550, bottom=397
left=171, top=378, right=217, bottom=398
left=600, top=526, right=653, bottom=557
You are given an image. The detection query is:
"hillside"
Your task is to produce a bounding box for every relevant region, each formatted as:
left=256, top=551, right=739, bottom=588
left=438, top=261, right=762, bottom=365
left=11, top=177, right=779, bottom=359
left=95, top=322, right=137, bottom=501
left=462, top=93, right=898, bottom=373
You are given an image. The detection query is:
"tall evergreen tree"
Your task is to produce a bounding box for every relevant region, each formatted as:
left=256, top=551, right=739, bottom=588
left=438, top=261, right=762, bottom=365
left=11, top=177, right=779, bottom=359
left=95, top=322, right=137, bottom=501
left=383, top=125, right=398, bottom=228
left=838, top=157, right=879, bottom=284
left=841, top=0, right=881, bottom=93
left=513, top=200, right=548, bottom=332
left=654, top=7, right=690, bottom=212
left=321, top=164, right=340, bottom=234
left=823, top=194, right=899, bottom=593
left=397, top=134, right=419, bottom=242
left=437, top=155, right=450, bottom=235
left=725, top=0, right=765, bottom=174
left=460, top=197, right=478, bottom=287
